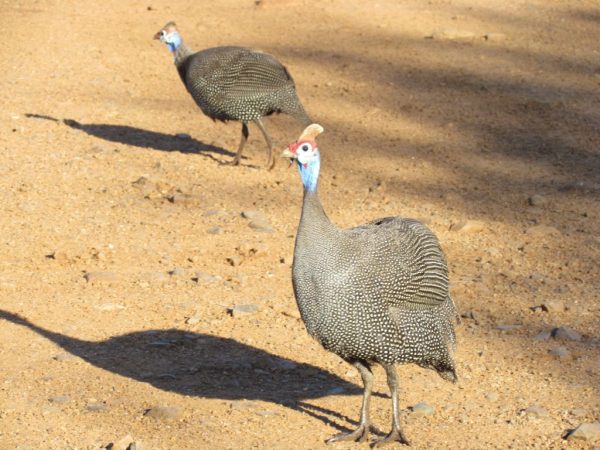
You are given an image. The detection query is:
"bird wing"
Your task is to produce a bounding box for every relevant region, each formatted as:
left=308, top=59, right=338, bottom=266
left=344, top=217, right=449, bottom=310
left=191, top=46, right=295, bottom=97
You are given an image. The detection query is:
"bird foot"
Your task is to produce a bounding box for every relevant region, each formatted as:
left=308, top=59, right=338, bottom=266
left=326, top=424, right=369, bottom=444
left=371, top=428, right=410, bottom=447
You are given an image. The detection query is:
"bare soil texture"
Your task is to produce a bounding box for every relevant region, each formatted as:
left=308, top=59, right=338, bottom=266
left=1, top=0, right=599, bottom=449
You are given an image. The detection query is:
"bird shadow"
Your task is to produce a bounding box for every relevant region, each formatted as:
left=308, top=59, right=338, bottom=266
left=0, top=309, right=377, bottom=434
left=25, top=113, right=236, bottom=162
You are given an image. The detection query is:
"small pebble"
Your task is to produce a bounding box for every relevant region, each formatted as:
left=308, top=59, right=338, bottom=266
left=49, top=395, right=71, bottom=404
left=485, top=392, right=498, bottom=402
left=96, top=303, right=126, bottom=311
left=192, top=271, right=219, bottom=284
left=524, top=405, right=549, bottom=417
left=528, top=194, right=548, bottom=206
left=169, top=267, right=185, bottom=277
left=449, top=220, right=485, bottom=233
left=207, top=226, right=223, bottom=235
left=144, top=406, right=182, bottom=421
left=548, top=346, right=570, bottom=359
left=533, top=330, right=551, bottom=341
left=248, top=219, right=274, bottom=233
left=567, top=422, right=600, bottom=442
left=175, top=133, right=191, bottom=139
left=540, top=299, right=564, bottom=313
left=411, top=402, right=435, bottom=416
left=229, top=304, right=259, bottom=317
left=109, top=434, right=134, bottom=450
left=84, top=271, right=119, bottom=284
left=87, top=401, right=108, bottom=412
left=551, top=326, right=581, bottom=342
left=185, top=313, right=201, bottom=325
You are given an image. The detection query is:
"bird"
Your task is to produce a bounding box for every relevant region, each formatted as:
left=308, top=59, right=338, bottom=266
left=154, top=21, right=311, bottom=170
left=281, top=124, right=459, bottom=446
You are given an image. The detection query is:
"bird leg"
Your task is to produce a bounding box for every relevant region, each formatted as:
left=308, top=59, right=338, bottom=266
left=254, top=117, right=275, bottom=170
left=373, top=364, right=410, bottom=447
left=224, top=122, right=249, bottom=166
left=326, top=360, right=373, bottom=444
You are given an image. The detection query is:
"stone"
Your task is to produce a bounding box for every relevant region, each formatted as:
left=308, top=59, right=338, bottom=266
left=109, top=434, right=134, bottom=450
left=86, top=401, right=108, bottom=412
left=168, top=193, right=202, bottom=206
left=175, top=133, right=191, bottom=139
left=571, top=408, right=588, bottom=418
left=96, top=303, right=126, bottom=311
left=226, top=255, right=242, bottom=267
left=524, top=405, right=549, bottom=417
left=533, top=330, right=551, bottom=341
left=540, top=299, right=564, bottom=313
left=144, top=406, right=182, bottom=421
left=241, top=210, right=267, bottom=221
left=248, top=218, right=274, bottom=233
left=128, top=442, right=143, bottom=450
left=140, top=272, right=168, bottom=283
left=528, top=195, right=548, bottom=206
left=411, top=402, right=435, bottom=416
left=192, top=271, right=219, bottom=284
left=449, top=220, right=485, bottom=233
left=169, top=267, right=185, bottom=277
left=567, top=422, right=600, bottom=442
left=53, top=353, right=76, bottom=362
left=207, top=226, right=223, bottom=235
left=48, top=395, right=71, bottom=404
left=185, top=313, right=201, bottom=325
left=84, top=271, right=119, bottom=284
left=551, top=326, right=581, bottom=341
left=485, top=392, right=499, bottom=402
left=229, top=304, right=259, bottom=317
left=430, top=29, right=477, bottom=40
left=548, top=346, right=570, bottom=359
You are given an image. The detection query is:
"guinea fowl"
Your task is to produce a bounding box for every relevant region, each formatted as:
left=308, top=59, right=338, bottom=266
left=282, top=124, right=459, bottom=446
left=154, top=21, right=311, bottom=169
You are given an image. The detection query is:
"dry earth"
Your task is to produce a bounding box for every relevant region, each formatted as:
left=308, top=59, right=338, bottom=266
left=1, top=0, right=599, bottom=449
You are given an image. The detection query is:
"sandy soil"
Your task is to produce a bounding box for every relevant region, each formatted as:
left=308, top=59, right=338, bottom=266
left=1, top=0, right=599, bottom=448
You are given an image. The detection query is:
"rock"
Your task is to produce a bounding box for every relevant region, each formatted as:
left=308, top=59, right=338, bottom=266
left=567, top=422, right=600, bottom=442
left=484, top=32, right=507, bottom=41
left=460, top=310, right=477, bottom=321
left=533, top=330, right=551, bottom=341
left=207, top=226, right=223, bottom=235
left=571, top=408, right=588, bottom=418
left=229, top=304, right=259, bottom=317
left=175, top=133, right=191, bottom=139
left=140, top=272, right=168, bottom=283
left=128, top=441, right=142, bottom=450
left=430, top=29, right=477, bottom=40
left=449, top=220, right=485, bottom=233
left=144, top=406, right=182, bottom=421
left=84, top=271, right=119, bottom=284
left=256, top=410, right=279, bottom=417
left=226, top=255, right=242, bottom=267
left=109, top=434, right=134, bottom=450
left=169, top=267, right=185, bottom=277
left=96, top=303, right=126, bottom=311
left=524, top=405, right=549, bottom=417
left=168, top=193, right=202, bottom=206
left=48, top=395, right=71, bottom=404
left=540, top=299, right=564, bottom=313
left=525, top=225, right=561, bottom=238
left=485, top=392, right=499, bottom=402
left=551, top=326, right=581, bottom=341
left=53, top=353, right=76, bottom=362
left=248, top=218, right=274, bottom=233
left=326, top=387, right=346, bottom=395
left=411, top=402, right=435, bottom=416
left=528, top=195, right=548, bottom=207
left=185, top=313, right=201, bottom=325
left=192, top=271, right=220, bottom=284
left=86, top=401, right=108, bottom=412
left=241, top=210, right=267, bottom=221
left=548, top=346, right=570, bottom=359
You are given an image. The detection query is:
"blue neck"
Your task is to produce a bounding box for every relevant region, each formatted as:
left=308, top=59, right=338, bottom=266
left=166, top=32, right=182, bottom=53
left=298, top=158, right=320, bottom=192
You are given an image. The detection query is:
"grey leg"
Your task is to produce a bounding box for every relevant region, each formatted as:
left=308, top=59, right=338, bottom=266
left=373, top=364, right=410, bottom=447
left=326, top=360, right=373, bottom=444
left=224, top=123, right=248, bottom=166
left=253, top=117, right=275, bottom=170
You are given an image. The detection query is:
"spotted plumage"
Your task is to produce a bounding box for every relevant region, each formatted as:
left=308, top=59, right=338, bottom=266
left=155, top=22, right=311, bottom=169
left=282, top=124, right=458, bottom=446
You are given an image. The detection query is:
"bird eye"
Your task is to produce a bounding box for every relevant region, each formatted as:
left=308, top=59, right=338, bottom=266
left=301, top=144, right=310, bottom=152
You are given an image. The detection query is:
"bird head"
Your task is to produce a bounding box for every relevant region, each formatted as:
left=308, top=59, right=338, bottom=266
left=281, top=124, right=324, bottom=192
left=154, top=21, right=181, bottom=52
left=281, top=124, right=324, bottom=168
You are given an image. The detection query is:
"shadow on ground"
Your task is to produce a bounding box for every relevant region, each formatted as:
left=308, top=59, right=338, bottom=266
left=0, top=309, right=370, bottom=434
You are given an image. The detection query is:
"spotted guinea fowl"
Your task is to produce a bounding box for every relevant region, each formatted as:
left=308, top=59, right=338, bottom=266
left=154, top=21, right=311, bottom=170
left=281, top=124, right=459, bottom=446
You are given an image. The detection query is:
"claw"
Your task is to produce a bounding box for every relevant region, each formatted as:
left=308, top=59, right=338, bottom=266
left=326, top=424, right=369, bottom=444
left=371, top=428, right=410, bottom=447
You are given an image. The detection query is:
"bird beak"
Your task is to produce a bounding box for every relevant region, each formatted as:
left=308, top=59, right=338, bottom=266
left=281, top=148, right=296, bottom=168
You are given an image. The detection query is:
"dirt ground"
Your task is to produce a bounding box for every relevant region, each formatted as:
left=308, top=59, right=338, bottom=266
left=1, top=0, right=599, bottom=448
